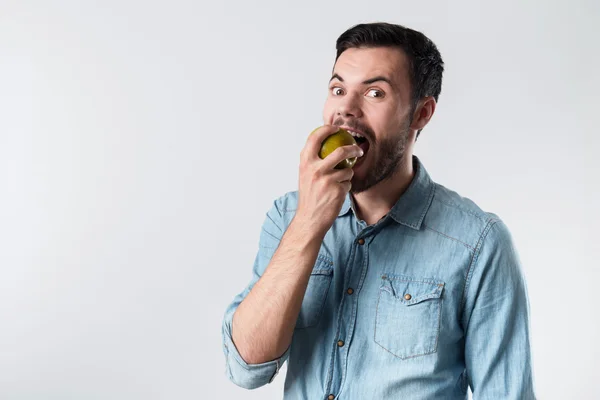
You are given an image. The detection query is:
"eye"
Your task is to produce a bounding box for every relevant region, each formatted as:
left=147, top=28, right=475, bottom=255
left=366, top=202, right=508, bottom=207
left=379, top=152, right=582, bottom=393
left=331, top=87, right=345, bottom=96
left=366, top=89, right=384, bottom=98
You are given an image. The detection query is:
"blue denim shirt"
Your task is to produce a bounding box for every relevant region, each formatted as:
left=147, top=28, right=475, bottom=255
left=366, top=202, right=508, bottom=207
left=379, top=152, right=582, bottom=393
left=222, top=155, right=536, bottom=399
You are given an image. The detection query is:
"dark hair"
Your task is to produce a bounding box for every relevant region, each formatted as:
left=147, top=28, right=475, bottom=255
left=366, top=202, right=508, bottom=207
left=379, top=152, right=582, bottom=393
left=335, top=22, right=444, bottom=139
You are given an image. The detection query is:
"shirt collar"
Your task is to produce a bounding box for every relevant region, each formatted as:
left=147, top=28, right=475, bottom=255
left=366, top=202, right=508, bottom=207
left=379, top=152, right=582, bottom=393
left=338, top=155, right=436, bottom=230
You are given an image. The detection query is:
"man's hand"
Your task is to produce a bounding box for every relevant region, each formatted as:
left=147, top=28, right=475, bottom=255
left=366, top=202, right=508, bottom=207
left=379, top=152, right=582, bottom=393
left=295, top=125, right=364, bottom=235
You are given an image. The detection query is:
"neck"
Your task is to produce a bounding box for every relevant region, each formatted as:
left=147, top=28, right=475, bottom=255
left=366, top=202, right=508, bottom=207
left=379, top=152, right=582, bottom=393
left=351, top=153, right=415, bottom=225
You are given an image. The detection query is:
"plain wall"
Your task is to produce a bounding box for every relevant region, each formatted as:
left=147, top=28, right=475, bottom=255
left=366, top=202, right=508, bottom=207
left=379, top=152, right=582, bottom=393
left=1, top=0, right=598, bottom=398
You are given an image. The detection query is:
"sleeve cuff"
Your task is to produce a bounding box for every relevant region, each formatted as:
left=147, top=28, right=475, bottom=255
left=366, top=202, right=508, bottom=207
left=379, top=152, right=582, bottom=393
left=222, top=313, right=291, bottom=389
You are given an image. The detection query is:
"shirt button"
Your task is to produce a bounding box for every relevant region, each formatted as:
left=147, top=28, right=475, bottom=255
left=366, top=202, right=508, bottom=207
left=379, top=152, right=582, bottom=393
left=358, top=238, right=365, bottom=245
left=328, top=395, right=335, bottom=400
left=337, top=340, right=345, bottom=347
left=346, top=288, right=354, bottom=295
left=404, top=293, right=412, bottom=300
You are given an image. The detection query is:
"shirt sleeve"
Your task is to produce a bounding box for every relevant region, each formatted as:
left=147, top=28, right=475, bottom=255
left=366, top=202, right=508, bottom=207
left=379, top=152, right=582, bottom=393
left=221, top=198, right=292, bottom=389
left=462, top=219, right=537, bottom=399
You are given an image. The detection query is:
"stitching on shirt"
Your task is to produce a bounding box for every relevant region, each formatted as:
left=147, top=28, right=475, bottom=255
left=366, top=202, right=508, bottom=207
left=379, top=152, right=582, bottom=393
left=295, top=257, right=334, bottom=330
left=380, top=276, right=443, bottom=304
left=324, top=266, right=345, bottom=391
left=311, top=268, right=333, bottom=275
left=418, top=181, right=437, bottom=226
left=382, top=273, right=444, bottom=286
left=459, top=218, right=499, bottom=327
left=434, top=197, right=488, bottom=222
left=328, top=241, right=360, bottom=395
left=316, top=253, right=334, bottom=265
left=433, top=188, right=488, bottom=221
left=423, top=224, right=475, bottom=252
left=434, top=293, right=443, bottom=353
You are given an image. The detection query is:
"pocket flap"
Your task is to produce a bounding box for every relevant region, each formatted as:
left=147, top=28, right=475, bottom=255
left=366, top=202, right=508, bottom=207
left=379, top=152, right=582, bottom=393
left=312, top=254, right=334, bottom=276
left=380, top=273, right=444, bottom=305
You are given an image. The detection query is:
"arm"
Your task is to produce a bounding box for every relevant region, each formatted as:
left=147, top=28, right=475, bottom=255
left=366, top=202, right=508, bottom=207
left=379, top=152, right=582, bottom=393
left=222, top=125, right=363, bottom=389
left=221, top=199, right=325, bottom=389
left=462, top=219, right=537, bottom=399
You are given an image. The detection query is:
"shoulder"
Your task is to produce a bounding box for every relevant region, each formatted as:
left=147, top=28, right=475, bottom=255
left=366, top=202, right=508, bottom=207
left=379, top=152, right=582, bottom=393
left=260, top=190, right=299, bottom=230
left=424, top=183, right=505, bottom=250
left=272, top=190, right=300, bottom=213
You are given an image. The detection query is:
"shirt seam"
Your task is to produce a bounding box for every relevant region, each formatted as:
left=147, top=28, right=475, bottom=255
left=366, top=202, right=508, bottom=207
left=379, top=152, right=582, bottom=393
left=434, top=195, right=489, bottom=222
left=459, top=218, right=500, bottom=327
left=423, top=224, right=476, bottom=252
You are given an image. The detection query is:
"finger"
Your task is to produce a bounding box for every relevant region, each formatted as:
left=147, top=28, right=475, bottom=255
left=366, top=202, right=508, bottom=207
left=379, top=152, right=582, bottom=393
left=339, top=180, right=352, bottom=192
left=304, top=125, right=342, bottom=161
left=329, top=166, right=354, bottom=182
left=320, top=144, right=364, bottom=171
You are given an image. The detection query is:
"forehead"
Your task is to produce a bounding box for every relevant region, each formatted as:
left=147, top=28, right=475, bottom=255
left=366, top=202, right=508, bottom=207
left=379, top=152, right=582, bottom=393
left=333, top=46, right=410, bottom=87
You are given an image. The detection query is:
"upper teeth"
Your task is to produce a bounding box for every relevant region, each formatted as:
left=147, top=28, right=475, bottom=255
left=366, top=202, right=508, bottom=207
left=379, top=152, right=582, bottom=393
left=348, top=130, right=364, bottom=139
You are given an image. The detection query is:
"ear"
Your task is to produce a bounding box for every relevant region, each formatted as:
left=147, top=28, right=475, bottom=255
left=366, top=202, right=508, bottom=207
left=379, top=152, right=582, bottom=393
left=409, top=96, right=437, bottom=131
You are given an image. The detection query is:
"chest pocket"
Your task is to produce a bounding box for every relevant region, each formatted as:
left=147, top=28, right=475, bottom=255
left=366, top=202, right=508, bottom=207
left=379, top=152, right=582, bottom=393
left=295, top=254, right=334, bottom=329
left=374, top=273, right=445, bottom=359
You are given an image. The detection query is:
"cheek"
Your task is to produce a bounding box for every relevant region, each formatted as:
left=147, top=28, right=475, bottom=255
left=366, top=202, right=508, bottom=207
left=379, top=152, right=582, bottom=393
left=322, top=101, right=335, bottom=123
left=376, top=106, right=403, bottom=132
left=366, top=101, right=392, bottom=121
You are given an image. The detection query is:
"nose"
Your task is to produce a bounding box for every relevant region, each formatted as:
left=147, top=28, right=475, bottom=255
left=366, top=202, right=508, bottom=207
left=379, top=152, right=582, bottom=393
left=336, top=93, right=363, bottom=118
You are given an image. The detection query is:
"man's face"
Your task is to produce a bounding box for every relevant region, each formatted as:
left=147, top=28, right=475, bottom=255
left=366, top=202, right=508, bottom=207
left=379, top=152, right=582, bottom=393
left=322, top=46, right=414, bottom=194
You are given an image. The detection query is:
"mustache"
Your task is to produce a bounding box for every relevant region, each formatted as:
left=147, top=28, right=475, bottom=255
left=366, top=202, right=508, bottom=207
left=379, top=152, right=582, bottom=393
left=332, top=118, right=375, bottom=143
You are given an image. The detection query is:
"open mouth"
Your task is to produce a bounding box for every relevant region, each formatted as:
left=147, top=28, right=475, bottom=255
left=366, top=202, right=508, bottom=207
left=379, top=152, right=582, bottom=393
left=345, top=129, right=371, bottom=159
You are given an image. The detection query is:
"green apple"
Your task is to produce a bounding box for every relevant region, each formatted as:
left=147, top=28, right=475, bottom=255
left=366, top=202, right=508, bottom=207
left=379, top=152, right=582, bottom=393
left=310, top=127, right=357, bottom=169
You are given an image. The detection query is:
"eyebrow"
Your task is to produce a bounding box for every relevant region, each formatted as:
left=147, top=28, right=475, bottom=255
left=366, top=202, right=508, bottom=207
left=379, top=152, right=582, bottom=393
left=329, top=73, right=394, bottom=87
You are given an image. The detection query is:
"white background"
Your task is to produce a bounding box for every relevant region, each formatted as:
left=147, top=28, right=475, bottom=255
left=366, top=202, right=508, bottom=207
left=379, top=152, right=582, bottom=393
left=1, top=0, right=598, bottom=399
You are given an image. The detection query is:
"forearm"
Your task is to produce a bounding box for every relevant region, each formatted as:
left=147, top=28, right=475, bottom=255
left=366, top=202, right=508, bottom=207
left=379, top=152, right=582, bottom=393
left=231, top=216, right=325, bottom=364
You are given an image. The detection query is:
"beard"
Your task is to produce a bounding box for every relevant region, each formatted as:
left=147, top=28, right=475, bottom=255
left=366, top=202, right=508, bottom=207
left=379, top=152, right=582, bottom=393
left=333, top=116, right=411, bottom=194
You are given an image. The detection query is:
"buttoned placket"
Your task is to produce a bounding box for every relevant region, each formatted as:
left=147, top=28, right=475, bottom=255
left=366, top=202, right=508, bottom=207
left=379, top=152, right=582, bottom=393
left=325, top=219, right=376, bottom=399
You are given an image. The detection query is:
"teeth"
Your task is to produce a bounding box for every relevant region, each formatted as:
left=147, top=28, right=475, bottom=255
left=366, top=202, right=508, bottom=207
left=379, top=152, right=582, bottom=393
left=348, top=130, right=364, bottom=138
